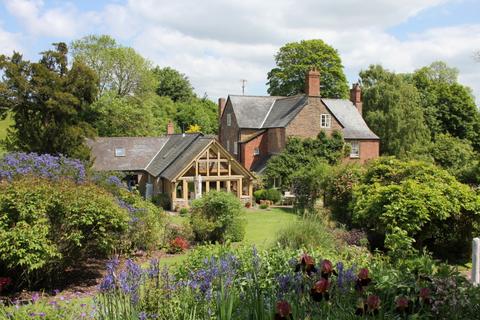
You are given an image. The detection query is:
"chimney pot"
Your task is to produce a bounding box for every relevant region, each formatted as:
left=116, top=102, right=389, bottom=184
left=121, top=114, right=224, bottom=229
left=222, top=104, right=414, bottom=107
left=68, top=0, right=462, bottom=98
left=167, top=120, right=174, bottom=135
left=305, top=68, right=321, bottom=97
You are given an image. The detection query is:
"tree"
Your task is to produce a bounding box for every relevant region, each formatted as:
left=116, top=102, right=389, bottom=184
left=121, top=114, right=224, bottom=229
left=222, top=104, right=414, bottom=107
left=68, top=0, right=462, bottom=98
left=267, top=39, right=349, bottom=98
left=360, top=65, right=431, bottom=157
left=0, top=43, right=97, bottom=160
left=71, top=35, right=155, bottom=97
left=89, top=92, right=157, bottom=137
left=175, top=97, right=218, bottom=134
left=153, top=66, right=194, bottom=102
left=264, top=131, right=348, bottom=189
left=412, top=61, right=480, bottom=150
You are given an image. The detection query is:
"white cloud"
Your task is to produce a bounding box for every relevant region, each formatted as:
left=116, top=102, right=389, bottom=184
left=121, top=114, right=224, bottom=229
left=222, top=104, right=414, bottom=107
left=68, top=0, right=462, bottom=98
left=0, top=24, right=22, bottom=55
left=2, top=0, right=479, bottom=105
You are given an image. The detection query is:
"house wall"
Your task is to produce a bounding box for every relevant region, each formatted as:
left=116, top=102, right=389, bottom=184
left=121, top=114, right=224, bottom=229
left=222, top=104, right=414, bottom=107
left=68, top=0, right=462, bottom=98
left=267, top=128, right=286, bottom=154
left=219, top=100, right=240, bottom=159
left=240, top=131, right=268, bottom=171
left=240, top=129, right=262, bottom=142
left=285, top=97, right=342, bottom=139
left=344, top=139, right=380, bottom=164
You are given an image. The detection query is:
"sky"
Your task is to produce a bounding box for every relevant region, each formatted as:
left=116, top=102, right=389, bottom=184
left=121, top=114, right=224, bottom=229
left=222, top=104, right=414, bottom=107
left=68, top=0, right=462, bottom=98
left=0, top=0, right=479, bottom=105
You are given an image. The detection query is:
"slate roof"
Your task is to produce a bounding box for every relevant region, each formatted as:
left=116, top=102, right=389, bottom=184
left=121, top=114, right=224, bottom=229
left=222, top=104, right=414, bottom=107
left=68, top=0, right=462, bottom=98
left=228, top=94, right=378, bottom=140
left=88, top=134, right=212, bottom=179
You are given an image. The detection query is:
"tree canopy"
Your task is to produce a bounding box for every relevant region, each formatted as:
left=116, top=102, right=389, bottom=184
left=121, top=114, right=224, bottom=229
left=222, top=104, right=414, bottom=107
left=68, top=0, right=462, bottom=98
left=153, top=66, right=195, bottom=102
left=71, top=35, right=155, bottom=98
left=267, top=39, right=349, bottom=98
left=360, top=65, right=431, bottom=157
left=0, top=43, right=97, bottom=160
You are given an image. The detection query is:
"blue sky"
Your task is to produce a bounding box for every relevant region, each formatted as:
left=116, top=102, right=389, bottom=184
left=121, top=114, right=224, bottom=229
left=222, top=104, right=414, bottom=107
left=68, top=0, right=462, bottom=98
left=0, top=0, right=479, bottom=104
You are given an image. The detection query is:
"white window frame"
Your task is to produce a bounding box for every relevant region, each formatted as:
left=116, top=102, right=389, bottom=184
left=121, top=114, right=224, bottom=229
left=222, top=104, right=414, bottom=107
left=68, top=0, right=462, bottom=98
left=233, top=141, right=238, bottom=155
left=114, top=147, right=126, bottom=157
left=349, top=141, right=360, bottom=158
left=253, top=147, right=260, bottom=156
left=320, top=114, right=331, bottom=128
left=227, top=113, right=232, bottom=126
left=226, top=140, right=230, bottom=152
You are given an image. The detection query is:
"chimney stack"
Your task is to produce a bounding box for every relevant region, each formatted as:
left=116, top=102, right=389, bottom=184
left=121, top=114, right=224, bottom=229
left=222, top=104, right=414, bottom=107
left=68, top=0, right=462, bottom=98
left=305, top=68, right=321, bottom=97
left=350, top=83, right=362, bottom=115
left=167, top=120, right=174, bottom=135
left=218, top=98, right=226, bottom=121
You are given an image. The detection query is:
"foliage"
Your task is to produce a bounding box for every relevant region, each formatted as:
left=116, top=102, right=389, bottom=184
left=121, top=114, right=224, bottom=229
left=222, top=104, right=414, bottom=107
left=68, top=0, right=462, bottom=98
left=275, top=214, right=338, bottom=252
left=116, top=188, right=166, bottom=252
left=0, top=152, right=86, bottom=182
left=412, top=61, right=480, bottom=150
left=153, top=66, right=195, bottom=102
left=359, top=65, right=431, bottom=157
left=175, top=97, right=218, bottom=134
left=259, top=203, right=269, bottom=210
left=71, top=35, right=155, bottom=97
left=267, top=39, right=349, bottom=98
left=151, top=193, right=171, bottom=210
left=185, top=124, right=202, bottom=133
left=265, top=131, right=347, bottom=189
left=429, top=133, right=479, bottom=183
left=190, top=191, right=246, bottom=243
left=351, top=157, right=480, bottom=260
left=0, top=43, right=97, bottom=160
left=291, top=161, right=330, bottom=214
left=254, top=188, right=281, bottom=204
left=168, top=236, right=189, bottom=253
left=0, top=176, right=130, bottom=288
left=179, top=207, right=189, bottom=216
left=325, top=163, right=364, bottom=226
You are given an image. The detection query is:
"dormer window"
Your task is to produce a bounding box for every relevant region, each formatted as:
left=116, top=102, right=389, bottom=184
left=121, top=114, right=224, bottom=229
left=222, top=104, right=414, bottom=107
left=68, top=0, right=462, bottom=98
left=227, top=113, right=232, bottom=126
left=253, top=147, right=260, bottom=156
left=320, top=114, right=331, bottom=128
left=115, top=147, right=126, bottom=157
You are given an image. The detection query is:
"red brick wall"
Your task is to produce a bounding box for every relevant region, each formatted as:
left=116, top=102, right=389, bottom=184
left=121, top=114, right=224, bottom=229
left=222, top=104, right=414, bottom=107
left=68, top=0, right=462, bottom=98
left=240, top=132, right=268, bottom=171
left=344, top=139, right=379, bottom=164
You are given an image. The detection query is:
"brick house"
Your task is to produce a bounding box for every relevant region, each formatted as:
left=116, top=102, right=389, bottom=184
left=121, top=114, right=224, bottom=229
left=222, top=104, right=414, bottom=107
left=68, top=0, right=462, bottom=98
left=218, top=69, right=380, bottom=172
left=88, top=125, right=255, bottom=210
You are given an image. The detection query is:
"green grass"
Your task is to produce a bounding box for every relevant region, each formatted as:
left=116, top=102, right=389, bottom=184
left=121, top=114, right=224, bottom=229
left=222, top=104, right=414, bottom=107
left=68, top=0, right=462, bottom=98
left=0, top=114, right=13, bottom=155
left=162, top=207, right=298, bottom=266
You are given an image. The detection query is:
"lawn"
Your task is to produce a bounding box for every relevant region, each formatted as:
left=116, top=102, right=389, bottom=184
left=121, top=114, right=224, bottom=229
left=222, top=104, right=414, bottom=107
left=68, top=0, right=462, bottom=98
left=0, top=114, right=13, bottom=155
left=163, top=207, right=297, bottom=265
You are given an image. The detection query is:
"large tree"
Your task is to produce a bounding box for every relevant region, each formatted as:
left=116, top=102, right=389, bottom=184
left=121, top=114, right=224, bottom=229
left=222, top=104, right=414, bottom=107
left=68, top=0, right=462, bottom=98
left=412, top=61, right=480, bottom=150
left=153, top=66, right=194, bottom=102
left=71, top=35, right=155, bottom=97
left=0, top=43, right=97, bottom=160
left=360, top=65, right=430, bottom=157
left=267, top=39, right=349, bottom=98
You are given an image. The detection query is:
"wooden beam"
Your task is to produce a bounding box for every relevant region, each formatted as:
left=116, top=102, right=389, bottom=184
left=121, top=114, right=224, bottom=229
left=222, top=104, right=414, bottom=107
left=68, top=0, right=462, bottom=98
left=227, top=180, right=231, bottom=192
left=206, top=180, right=210, bottom=192
left=249, top=181, right=253, bottom=199
left=197, top=159, right=228, bottom=163
left=228, top=161, right=231, bottom=175
left=180, top=175, right=245, bottom=182
left=237, top=178, right=242, bottom=198
left=206, top=151, right=210, bottom=176
left=216, top=180, right=220, bottom=191
left=182, top=179, right=188, bottom=200
left=195, top=160, right=198, bottom=176
left=217, top=149, right=221, bottom=176
left=172, top=182, right=177, bottom=201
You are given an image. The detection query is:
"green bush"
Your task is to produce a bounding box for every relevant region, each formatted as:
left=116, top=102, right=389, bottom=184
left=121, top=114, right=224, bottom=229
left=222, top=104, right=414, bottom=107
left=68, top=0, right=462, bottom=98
left=189, top=191, right=245, bottom=243
left=352, top=157, right=480, bottom=260
left=259, top=203, right=269, bottom=209
left=0, top=177, right=130, bottom=286
left=152, top=193, right=171, bottom=210
left=117, top=188, right=166, bottom=251
left=276, top=214, right=338, bottom=253
left=179, top=207, right=189, bottom=216
left=254, top=188, right=282, bottom=204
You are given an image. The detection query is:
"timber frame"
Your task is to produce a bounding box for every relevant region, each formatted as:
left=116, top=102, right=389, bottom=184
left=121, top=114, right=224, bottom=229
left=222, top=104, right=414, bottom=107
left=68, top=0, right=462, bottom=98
left=168, top=139, right=254, bottom=209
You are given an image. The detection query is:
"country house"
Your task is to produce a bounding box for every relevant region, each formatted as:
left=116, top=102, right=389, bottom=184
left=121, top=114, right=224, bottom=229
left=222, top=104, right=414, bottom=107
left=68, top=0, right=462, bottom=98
left=88, top=129, right=255, bottom=210
left=218, top=69, right=380, bottom=172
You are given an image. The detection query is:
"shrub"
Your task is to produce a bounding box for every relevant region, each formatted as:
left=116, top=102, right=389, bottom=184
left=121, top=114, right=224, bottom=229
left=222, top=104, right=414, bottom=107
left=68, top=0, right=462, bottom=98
left=152, top=193, right=171, bottom=210
left=253, top=189, right=267, bottom=203
left=168, top=237, right=189, bottom=253
left=117, top=188, right=165, bottom=252
left=265, top=188, right=282, bottom=204
left=0, top=176, right=130, bottom=287
left=189, top=191, right=245, bottom=243
left=276, top=214, right=338, bottom=253
left=259, top=203, right=269, bottom=209
left=291, top=161, right=330, bottom=215
left=179, top=208, right=189, bottom=216
left=352, top=157, right=480, bottom=260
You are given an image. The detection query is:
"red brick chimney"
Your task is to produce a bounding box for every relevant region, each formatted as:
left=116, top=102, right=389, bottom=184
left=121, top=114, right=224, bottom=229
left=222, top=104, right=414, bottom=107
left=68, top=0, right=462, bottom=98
left=218, top=98, right=226, bottom=121
left=167, top=120, right=174, bottom=135
left=305, top=68, right=320, bottom=97
left=350, top=83, right=362, bottom=115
